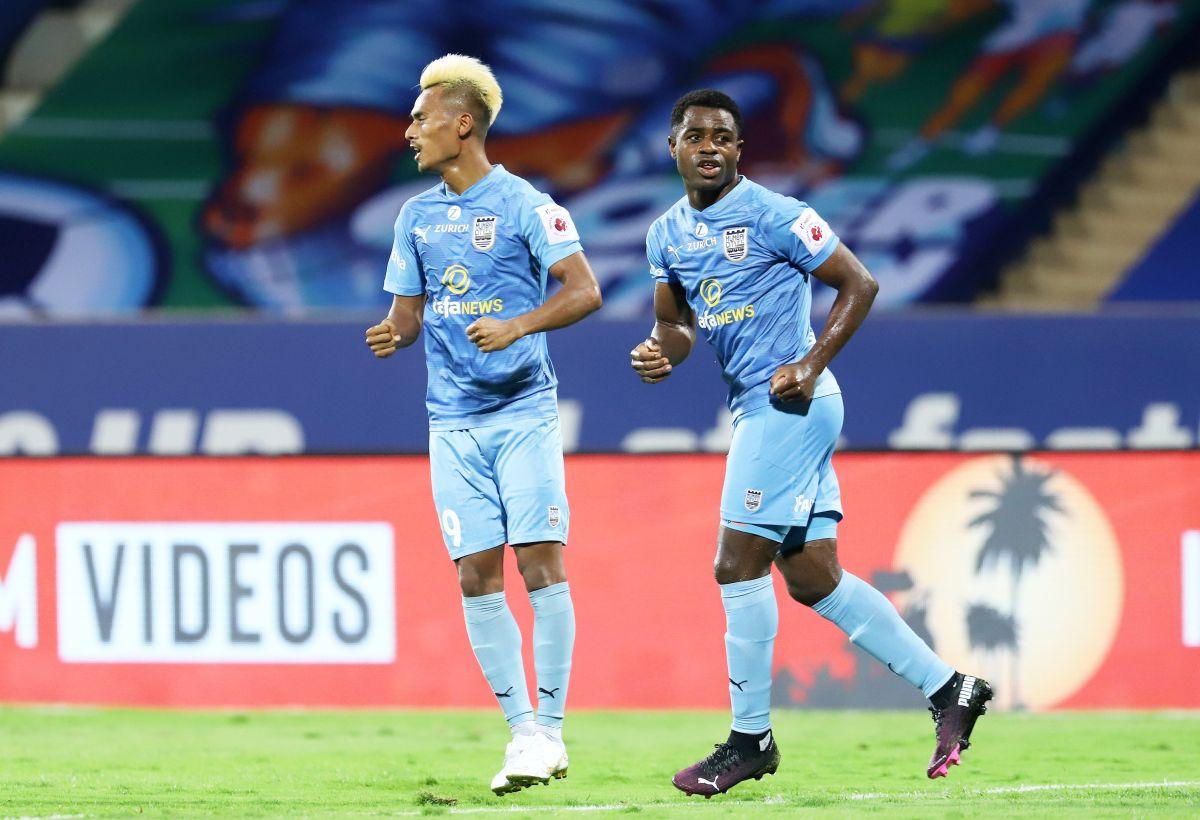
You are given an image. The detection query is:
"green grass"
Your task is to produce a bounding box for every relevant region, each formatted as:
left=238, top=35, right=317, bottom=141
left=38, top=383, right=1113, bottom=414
left=2, top=708, right=1197, bottom=817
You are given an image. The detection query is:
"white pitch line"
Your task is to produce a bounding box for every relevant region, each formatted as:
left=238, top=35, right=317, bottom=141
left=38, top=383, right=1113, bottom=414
left=848, top=780, right=1200, bottom=801
left=389, top=781, right=1200, bottom=815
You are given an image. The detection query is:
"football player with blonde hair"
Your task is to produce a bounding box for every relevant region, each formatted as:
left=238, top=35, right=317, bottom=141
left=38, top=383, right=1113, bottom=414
left=365, top=54, right=602, bottom=794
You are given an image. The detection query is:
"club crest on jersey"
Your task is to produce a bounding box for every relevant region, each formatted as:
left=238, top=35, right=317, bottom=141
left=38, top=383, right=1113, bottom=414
left=472, top=216, right=497, bottom=251
left=744, top=489, right=763, bottom=512
left=548, top=505, right=562, bottom=528
left=723, top=228, right=748, bottom=262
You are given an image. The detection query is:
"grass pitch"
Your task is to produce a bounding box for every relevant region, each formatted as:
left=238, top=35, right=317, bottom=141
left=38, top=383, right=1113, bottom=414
left=2, top=708, right=1197, bottom=817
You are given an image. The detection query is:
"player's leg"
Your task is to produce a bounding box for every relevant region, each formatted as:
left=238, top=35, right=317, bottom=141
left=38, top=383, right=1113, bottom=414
left=777, top=535, right=956, bottom=696
left=490, top=417, right=573, bottom=785
left=513, top=542, right=570, bottom=734
left=673, top=524, right=784, bottom=799
left=772, top=395, right=992, bottom=778
left=776, top=535, right=992, bottom=777
left=673, top=407, right=783, bottom=798
left=429, top=429, right=535, bottom=794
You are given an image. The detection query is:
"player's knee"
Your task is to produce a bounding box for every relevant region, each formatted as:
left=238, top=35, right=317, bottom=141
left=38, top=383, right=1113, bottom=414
left=457, top=562, right=503, bottom=598
left=519, top=560, right=564, bottom=592
left=786, top=567, right=840, bottom=607
left=713, top=554, right=769, bottom=585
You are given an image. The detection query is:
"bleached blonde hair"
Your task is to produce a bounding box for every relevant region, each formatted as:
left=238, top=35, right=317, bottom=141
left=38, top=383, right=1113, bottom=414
left=419, top=54, right=503, bottom=128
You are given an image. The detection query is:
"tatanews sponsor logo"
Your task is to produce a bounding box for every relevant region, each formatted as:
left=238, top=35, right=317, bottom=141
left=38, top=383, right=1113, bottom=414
left=698, top=303, right=755, bottom=331
left=431, top=296, right=505, bottom=317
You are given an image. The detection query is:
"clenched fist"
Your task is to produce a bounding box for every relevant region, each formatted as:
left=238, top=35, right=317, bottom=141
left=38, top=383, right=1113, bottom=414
left=770, top=358, right=821, bottom=403
left=630, top=338, right=672, bottom=383
left=365, top=318, right=401, bottom=358
left=466, top=317, right=524, bottom=352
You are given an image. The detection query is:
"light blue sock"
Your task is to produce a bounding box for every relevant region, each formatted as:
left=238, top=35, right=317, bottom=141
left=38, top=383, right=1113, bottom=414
left=812, top=572, right=954, bottom=697
left=721, top=575, right=778, bottom=733
left=529, top=582, right=574, bottom=729
left=462, top=591, right=534, bottom=727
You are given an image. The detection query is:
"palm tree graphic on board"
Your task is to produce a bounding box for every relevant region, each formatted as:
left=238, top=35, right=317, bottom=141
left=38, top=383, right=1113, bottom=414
left=968, top=456, right=1062, bottom=710
left=966, top=602, right=1018, bottom=686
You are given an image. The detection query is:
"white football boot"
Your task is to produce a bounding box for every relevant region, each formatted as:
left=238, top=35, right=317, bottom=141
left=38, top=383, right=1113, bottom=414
left=490, top=733, right=533, bottom=795
left=506, top=731, right=569, bottom=787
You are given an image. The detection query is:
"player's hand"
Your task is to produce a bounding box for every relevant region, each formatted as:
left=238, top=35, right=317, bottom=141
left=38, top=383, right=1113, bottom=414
left=365, top=318, right=401, bottom=358
left=770, top=358, right=821, bottom=403
left=630, top=338, right=672, bottom=383
left=466, top=317, right=523, bottom=352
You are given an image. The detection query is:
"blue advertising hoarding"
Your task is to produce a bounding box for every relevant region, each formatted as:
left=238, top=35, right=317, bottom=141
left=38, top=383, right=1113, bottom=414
left=1, top=313, right=1197, bottom=455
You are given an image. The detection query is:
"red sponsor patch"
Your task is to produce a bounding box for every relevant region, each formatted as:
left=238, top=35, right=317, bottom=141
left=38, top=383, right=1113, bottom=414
left=810, top=225, right=823, bottom=243
left=554, top=217, right=568, bottom=233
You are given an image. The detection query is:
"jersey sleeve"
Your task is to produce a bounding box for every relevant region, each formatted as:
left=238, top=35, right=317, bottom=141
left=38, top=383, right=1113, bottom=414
left=646, top=222, right=673, bottom=284
left=517, top=193, right=584, bottom=272
left=761, top=197, right=840, bottom=276
left=383, top=205, right=423, bottom=296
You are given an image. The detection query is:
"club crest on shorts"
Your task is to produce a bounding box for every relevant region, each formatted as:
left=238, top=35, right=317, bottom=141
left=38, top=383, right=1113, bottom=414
left=723, top=227, right=748, bottom=262
left=744, top=489, right=763, bottom=512
left=472, top=216, right=497, bottom=251
left=548, top=505, right=562, bottom=528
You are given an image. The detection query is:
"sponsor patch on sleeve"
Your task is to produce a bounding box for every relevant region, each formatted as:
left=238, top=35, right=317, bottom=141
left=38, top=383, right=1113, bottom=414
left=790, top=207, right=832, bottom=257
left=537, top=203, right=580, bottom=245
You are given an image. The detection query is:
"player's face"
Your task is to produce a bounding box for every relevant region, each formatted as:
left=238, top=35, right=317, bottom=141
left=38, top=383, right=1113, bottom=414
left=669, top=107, right=742, bottom=193
left=406, top=88, right=464, bottom=173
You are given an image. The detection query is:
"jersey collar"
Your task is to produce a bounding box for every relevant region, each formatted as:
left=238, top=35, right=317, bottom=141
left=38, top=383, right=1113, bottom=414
left=441, top=164, right=506, bottom=200
left=686, top=175, right=751, bottom=217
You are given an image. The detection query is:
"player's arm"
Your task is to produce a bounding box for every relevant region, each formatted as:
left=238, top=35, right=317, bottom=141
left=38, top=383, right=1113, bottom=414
left=365, top=294, right=425, bottom=358
left=770, top=243, right=877, bottom=402
left=466, top=251, right=602, bottom=353
left=631, top=280, right=695, bottom=384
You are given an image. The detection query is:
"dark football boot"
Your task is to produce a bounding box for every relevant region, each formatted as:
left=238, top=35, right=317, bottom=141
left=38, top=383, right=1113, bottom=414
left=927, top=674, right=994, bottom=779
left=673, top=731, right=780, bottom=798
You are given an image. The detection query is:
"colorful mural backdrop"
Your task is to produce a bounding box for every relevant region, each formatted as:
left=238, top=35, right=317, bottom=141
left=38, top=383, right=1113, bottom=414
left=0, top=0, right=1196, bottom=316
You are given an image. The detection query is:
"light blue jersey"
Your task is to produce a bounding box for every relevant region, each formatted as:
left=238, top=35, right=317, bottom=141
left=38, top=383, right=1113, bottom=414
left=384, top=164, right=583, bottom=431
left=647, top=176, right=840, bottom=418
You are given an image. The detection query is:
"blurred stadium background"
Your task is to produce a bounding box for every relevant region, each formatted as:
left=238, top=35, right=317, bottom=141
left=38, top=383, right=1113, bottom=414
left=1, top=0, right=1198, bottom=815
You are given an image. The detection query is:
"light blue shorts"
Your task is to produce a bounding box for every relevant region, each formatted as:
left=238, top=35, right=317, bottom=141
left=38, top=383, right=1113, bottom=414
left=720, top=394, right=844, bottom=552
left=429, top=415, right=569, bottom=560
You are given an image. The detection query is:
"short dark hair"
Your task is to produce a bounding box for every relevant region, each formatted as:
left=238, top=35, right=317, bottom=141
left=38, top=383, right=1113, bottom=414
left=670, top=89, right=744, bottom=137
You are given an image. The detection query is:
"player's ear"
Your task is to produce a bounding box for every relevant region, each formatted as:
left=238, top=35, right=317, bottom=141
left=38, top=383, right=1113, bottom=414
left=667, top=134, right=677, bottom=160
left=457, top=112, right=474, bottom=139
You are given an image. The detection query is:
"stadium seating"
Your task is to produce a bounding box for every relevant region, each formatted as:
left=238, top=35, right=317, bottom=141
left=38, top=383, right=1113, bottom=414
left=988, top=65, right=1200, bottom=309
left=1107, top=187, right=1200, bottom=301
